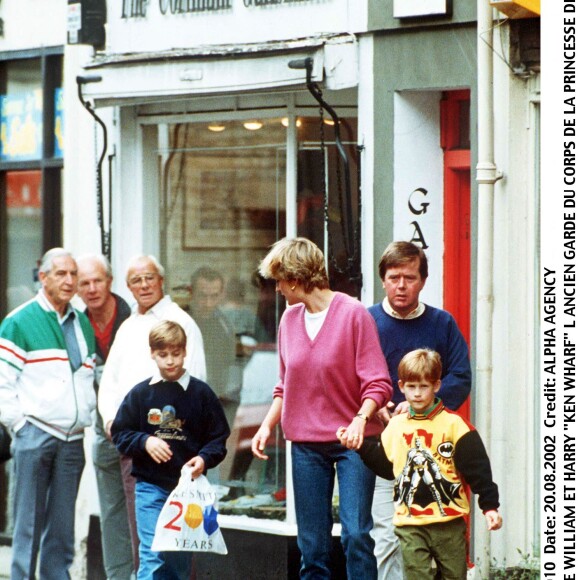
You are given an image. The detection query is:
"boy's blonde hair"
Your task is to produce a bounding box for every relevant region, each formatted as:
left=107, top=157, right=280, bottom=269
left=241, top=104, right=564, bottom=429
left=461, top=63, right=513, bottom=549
left=149, top=320, right=187, bottom=351
left=259, top=237, right=329, bottom=293
left=398, top=348, right=442, bottom=383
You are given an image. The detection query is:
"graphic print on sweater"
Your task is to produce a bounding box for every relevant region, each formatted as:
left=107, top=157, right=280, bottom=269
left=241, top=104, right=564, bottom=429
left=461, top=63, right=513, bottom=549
left=394, top=435, right=464, bottom=519
left=148, top=406, right=187, bottom=442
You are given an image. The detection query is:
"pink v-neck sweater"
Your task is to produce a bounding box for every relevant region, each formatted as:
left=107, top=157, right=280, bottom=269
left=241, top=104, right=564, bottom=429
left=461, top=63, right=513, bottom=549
left=273, top=292, right=392, bottom=442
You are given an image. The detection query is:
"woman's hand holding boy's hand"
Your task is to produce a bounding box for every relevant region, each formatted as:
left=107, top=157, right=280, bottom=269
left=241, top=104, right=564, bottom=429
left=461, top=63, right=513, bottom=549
left=145, top=436, right=173, bottom=464
left=336, top=424, right=364, bottom=450
left=485, top=510, right=503, bottom=531
left=185, top=456, right=205, bottom=479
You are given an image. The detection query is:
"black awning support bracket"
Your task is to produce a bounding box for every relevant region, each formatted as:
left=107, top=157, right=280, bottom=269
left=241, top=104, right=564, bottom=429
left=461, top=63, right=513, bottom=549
left=76, top=75, right=111, bottom=261
left=288, top=57, right=362, bottom=292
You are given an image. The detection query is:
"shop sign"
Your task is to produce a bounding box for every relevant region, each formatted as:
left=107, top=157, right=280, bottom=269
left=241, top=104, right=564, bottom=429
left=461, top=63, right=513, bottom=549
left=393, top=0, right=449, bottom=18
left=0, top=90, right=43, bottom=161
left=108, top=0, right=362, bottom=56
left=121, top=0, right=314, bottom=17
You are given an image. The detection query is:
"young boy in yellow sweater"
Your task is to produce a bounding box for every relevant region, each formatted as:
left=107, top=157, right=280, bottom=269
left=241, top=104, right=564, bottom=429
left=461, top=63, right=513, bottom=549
left=338, top=348, right=502, bottom=579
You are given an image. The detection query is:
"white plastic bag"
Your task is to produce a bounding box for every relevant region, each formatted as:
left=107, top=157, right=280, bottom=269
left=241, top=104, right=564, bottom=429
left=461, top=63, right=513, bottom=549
left=151, top=467, right=228, bottom=554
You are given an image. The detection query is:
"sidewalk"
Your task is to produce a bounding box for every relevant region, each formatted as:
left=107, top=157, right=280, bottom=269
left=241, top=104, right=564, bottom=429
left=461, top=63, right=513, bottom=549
left=0, top=546, right=9, bottom=578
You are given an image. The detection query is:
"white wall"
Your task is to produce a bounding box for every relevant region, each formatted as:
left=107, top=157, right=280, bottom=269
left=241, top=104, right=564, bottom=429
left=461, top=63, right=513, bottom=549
left=0, top=0, right=66, bottom=51
left=491, top=70, right=540, bottom=568
left=393, top=91, right=444, bottom=307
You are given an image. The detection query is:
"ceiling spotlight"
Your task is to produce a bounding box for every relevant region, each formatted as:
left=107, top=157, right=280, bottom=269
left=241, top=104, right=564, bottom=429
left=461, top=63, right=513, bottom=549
left=281, top=117, right=302, bottom=128
left=243, top=121, right=263, bottom=131
left=208, top=124, right=226, bottom=132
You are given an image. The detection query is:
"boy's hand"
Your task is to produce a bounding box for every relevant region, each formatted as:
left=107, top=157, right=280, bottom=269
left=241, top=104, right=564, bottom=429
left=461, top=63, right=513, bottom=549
left=485, top=510, right=503, bottom=531
left=185, top=456, right=205, bottom=479
left=145, top=436, right=173, bottom=464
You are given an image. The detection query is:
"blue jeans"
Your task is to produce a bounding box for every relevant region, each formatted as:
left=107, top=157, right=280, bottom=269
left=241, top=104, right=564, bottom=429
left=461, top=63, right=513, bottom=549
left=10, top=422, right=85, bottom=580
left=135, top=480, right=194, bottom=580
left=292, top=442, right=377, bottom=580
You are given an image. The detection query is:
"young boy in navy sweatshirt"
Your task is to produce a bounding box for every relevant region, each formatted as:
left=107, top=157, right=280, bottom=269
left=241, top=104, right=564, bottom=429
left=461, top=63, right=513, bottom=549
left=112, top=320, right=230, bottom=580
left=338, top=348, right=502, bottom=579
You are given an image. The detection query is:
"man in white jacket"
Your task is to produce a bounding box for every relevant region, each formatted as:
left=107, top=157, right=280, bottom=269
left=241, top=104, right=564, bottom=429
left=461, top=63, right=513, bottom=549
left=98, top=254, right=206, bottom=571
left=0, top=248, right=96, bottom=580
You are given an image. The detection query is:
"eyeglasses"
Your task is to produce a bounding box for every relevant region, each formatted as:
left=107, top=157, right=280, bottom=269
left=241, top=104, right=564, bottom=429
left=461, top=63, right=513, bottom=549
left=128, top=273, right=159, bottom=287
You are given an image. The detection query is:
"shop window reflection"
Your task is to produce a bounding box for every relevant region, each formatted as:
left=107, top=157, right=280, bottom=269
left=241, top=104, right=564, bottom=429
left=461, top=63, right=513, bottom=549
left=159, top=119, right=287, bottom=519
left=297, top=116, right=360, bottom=298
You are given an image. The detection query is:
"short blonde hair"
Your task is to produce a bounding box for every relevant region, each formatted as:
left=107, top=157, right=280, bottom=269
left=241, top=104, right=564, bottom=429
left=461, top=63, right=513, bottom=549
left=149, top=320, right=187, bottom=351
left=398, top=349, right=442, bottom=383
left=259, top=237, right=329, bottom=293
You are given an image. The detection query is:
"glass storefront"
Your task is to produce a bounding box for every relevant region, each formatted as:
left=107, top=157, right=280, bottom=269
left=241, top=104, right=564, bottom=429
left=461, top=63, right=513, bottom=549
left=5, top=170, right=42, bottom=312
left=0, top=51, right=63, bottom=539
left=150, top=111, right=358, bottom=521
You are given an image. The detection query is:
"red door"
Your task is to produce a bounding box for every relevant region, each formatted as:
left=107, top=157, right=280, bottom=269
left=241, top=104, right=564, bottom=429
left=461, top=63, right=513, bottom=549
left=441, top=91, right=471, bottom=421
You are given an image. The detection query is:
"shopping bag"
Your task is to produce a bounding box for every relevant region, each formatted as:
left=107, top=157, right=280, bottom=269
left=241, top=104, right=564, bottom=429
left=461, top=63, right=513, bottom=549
left=151, top=467, right=228, bottom=554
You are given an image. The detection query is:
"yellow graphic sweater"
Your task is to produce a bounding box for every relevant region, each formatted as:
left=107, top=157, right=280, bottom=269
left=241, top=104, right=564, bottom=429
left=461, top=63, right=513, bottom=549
left=359, top=399, right=499, bottom=527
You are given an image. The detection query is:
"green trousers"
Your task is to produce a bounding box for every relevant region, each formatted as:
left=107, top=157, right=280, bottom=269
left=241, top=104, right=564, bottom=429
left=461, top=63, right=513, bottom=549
left=395, top=517, right=467, bottom=580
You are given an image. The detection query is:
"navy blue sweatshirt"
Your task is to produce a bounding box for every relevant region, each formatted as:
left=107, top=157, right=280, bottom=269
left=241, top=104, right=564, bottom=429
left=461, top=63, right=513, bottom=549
left=367, top=303, right=471, bottom=409
left=112, top=373, right=230, bottom=490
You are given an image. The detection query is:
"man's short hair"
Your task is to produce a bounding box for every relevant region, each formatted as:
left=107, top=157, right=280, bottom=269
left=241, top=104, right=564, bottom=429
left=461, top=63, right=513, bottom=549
left=398, top=348, right=442, bottom=383
left=125, top=255, right=166, bottom=280
left=378, top=241, right=428, bottom=281
left=76, top=253, right=113, bottom=278
left=191, top=266, right=224, bottom=290
left=149, top=320, right=187, bottom=351
left=38, top=248, right=74, bottom=275
left=259, top=237, right=329, bottom=294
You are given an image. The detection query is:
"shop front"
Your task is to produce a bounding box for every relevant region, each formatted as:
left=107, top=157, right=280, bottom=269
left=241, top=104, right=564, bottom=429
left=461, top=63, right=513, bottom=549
left=67, top=0, right=498, bottom=574
left=69, top=2, right=368, bottom=575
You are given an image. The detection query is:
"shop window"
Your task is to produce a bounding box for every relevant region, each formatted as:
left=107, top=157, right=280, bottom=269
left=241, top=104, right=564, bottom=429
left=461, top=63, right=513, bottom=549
left=297, top=116, right=360, bottom=298
left=0, top=51, right=64, bottom=317
left=0, top=60, right=43, bottom=161
left=155, top=112, right=359, bottom=522
left=5, top=171, right=42, bottom=312
left=158, top=118, right=287, bottom=519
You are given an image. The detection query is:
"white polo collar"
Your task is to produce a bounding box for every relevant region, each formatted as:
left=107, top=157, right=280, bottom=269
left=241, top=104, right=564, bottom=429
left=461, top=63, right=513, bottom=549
left=382, top=298, right=425, bottom=320
left=149, top=369, right=190, bottom=390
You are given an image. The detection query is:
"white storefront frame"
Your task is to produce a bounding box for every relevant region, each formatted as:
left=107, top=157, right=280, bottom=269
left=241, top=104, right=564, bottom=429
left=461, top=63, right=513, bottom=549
left=105, top=98, right=360, bottom=536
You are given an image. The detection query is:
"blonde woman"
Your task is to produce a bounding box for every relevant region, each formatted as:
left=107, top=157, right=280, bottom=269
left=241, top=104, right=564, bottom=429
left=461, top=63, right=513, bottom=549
left=251, top=237, right=392, bottom=579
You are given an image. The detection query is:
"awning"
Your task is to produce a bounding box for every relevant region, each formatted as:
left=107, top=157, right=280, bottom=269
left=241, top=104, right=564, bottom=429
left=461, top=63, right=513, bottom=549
left=80, top=33, right=358, bottom=108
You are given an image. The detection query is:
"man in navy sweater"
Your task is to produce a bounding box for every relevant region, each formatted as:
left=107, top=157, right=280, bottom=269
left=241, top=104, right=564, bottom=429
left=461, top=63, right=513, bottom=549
left=368, top=241, right=471, bottom=580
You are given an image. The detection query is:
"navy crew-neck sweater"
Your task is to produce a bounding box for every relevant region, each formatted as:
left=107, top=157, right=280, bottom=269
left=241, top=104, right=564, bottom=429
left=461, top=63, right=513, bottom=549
left=367, top=303, right=471, bottom=410
left=112, top=375, right=230, bottom=490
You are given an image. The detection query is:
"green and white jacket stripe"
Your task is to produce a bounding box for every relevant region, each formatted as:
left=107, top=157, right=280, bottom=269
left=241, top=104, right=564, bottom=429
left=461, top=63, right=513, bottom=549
left=0, top=293, right=96, bottom=441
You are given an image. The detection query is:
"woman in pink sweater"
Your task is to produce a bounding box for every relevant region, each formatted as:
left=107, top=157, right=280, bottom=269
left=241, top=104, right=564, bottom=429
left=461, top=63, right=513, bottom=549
left=251, top=237, right=392, bottom=580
